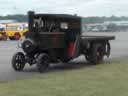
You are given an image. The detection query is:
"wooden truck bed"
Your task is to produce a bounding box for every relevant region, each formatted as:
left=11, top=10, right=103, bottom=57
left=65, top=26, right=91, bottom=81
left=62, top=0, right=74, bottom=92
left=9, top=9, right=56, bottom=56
left=81, top=35, right=115, bottom=41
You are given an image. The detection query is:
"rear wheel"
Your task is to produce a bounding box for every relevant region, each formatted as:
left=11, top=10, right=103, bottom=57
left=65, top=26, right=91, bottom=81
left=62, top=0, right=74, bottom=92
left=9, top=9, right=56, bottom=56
left=36, top=54, right=49, bottom=73
left=86, top=43, right=105, bottom=64
left=12, top=52, right=25, bottom=71
left=14, top=33, right=21, bottom=40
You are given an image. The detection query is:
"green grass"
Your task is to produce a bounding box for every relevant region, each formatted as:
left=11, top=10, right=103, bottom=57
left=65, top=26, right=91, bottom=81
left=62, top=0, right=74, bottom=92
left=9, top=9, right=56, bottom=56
left=1, top=59, right=128, bottom=96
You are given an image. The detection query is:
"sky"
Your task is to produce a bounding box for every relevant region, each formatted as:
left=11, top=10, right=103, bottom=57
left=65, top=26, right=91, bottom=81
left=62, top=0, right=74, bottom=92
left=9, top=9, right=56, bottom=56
left=0, top=0, right=128, bottom=17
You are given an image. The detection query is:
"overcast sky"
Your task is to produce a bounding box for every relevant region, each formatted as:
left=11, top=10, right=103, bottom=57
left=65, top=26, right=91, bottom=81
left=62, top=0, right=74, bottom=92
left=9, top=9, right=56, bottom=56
left=0, top=0, right=128, bottom=17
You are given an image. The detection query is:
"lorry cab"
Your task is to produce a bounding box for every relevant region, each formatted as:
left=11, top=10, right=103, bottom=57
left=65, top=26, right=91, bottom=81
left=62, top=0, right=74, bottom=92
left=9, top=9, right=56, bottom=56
left=24, top=11, right=82, bottom=59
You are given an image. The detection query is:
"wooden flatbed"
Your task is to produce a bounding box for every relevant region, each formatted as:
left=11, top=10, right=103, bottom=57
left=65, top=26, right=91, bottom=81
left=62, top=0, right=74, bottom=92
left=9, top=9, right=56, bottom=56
left=81, top=35, right=115, bottom=41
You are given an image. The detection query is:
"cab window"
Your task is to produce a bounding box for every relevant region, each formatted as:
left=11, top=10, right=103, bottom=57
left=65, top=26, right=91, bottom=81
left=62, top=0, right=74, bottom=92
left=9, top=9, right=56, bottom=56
left=60, top=22, right=68, bottom=29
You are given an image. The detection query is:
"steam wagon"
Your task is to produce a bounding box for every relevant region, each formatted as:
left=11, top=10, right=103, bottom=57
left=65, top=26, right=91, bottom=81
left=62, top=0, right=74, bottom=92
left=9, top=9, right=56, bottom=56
left=12, top=11, right=115, bottom=72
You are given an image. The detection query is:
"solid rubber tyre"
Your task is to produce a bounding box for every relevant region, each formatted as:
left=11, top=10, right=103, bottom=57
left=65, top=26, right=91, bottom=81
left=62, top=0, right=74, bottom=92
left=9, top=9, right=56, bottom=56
left=36, top=54, right=49, bottom=73
left=85, top=43, right=104, bottom=64
left=91, top=43, right=104, bottom=64
left=12, top=52, right=25, bottom=71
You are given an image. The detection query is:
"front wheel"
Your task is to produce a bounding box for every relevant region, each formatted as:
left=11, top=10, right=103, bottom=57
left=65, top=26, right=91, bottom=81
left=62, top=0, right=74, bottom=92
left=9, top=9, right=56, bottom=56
left=36, top=54, right=49, bottom=73
left=2, top=34, right=7, bottom=41
left=12, top=52, right=25, bottom=71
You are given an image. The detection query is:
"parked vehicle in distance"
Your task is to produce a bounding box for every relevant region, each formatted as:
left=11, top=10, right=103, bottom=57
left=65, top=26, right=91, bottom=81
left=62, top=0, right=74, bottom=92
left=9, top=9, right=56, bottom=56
left=5, top=23, right=28, bottom=40
left=0, top=24, right=7, bottom=40
left=12, top=11, right=115, bottom=72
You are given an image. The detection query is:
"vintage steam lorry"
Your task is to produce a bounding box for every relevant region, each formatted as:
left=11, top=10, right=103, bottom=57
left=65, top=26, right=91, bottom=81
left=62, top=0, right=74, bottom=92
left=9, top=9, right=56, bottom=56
left=12, top=11, right=115, bottom=72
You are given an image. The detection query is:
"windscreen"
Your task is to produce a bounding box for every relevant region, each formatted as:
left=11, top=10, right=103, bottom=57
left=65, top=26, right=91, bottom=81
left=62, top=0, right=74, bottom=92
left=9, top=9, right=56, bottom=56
left=33, top=18, right=61, bottom=32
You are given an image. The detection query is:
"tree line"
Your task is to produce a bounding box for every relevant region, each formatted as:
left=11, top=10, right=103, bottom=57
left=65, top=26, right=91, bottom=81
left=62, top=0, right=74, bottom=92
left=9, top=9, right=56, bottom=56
left=0, top=15, right=28, bottom=22
left=0, top=14, right=128, bottom=23
left=83, top=16, right=128, bottom=24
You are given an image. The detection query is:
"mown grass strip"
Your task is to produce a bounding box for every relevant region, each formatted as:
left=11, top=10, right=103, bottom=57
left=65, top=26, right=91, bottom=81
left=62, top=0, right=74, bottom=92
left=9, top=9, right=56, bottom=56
left=0, top=59, right=128, bottom=96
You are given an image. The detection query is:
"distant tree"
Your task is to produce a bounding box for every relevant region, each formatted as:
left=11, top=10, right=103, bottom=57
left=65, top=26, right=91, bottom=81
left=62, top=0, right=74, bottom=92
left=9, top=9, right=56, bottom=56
left=0, top=14, right=128, bottom=23
left=0, top=15, right=27, bottom=22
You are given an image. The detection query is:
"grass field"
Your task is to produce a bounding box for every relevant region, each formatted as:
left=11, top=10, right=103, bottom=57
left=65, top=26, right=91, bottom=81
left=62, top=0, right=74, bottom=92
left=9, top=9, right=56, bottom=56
left=0, top=59, right=128, bottom=96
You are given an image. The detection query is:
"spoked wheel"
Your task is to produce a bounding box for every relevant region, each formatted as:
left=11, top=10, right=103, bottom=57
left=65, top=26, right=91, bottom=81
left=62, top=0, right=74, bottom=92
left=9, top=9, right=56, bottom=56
left=37, top=54, right=49, bottom=73
left=12, top=52, right=25, bottom=71
left=86, top=43, right=105, bottom=64
left=91, top=43, right=104, bottom=64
